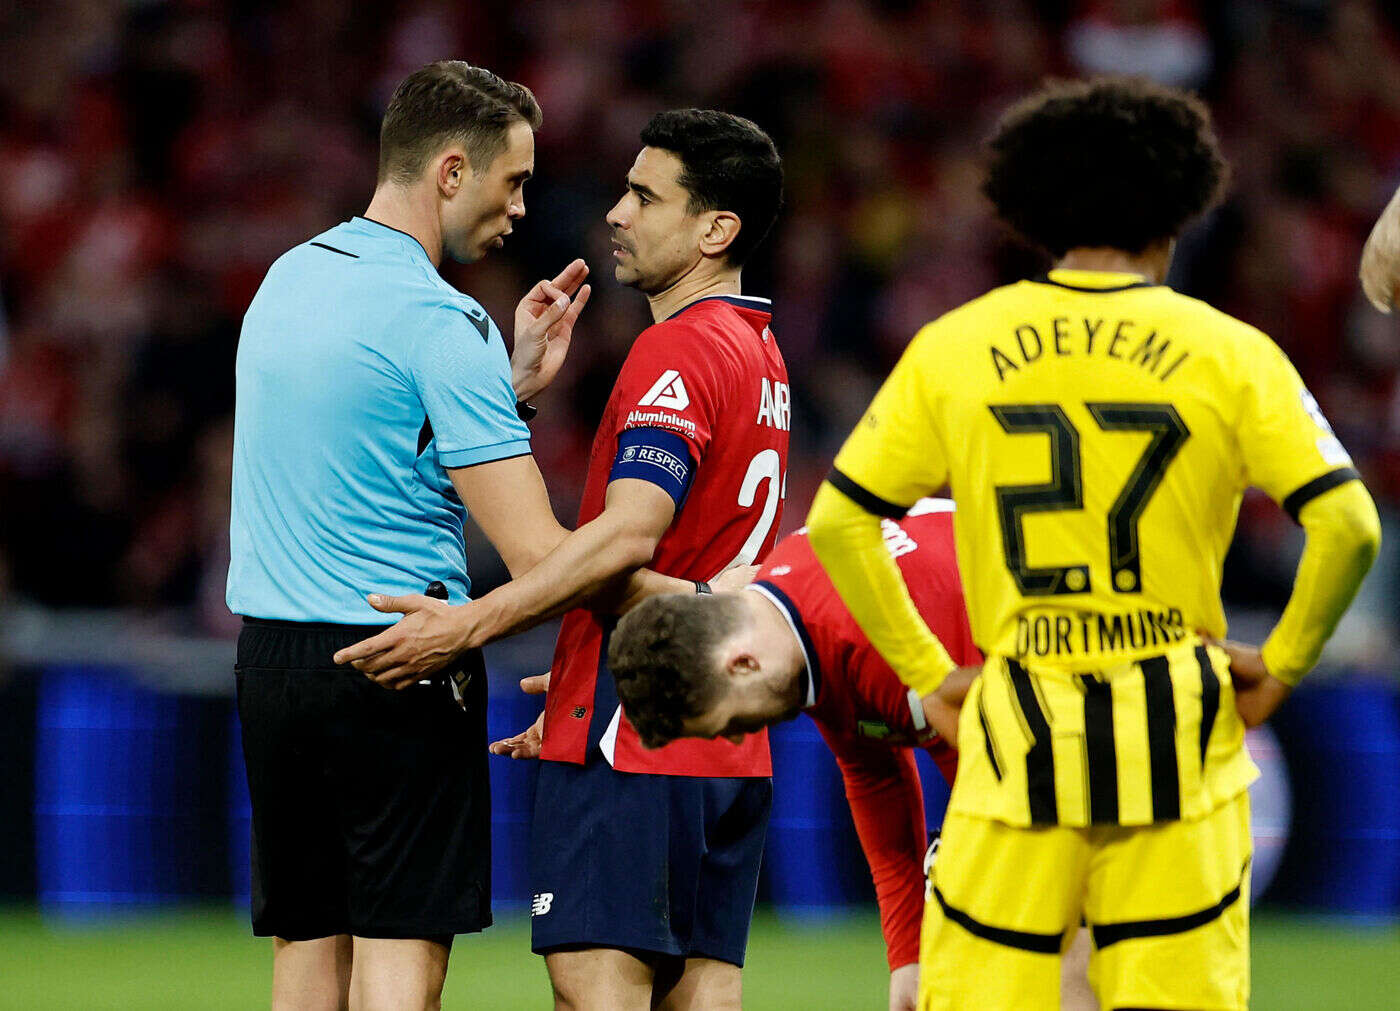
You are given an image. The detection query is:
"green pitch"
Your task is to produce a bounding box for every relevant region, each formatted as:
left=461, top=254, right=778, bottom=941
left=0, top=906, right=1396, bottom=1009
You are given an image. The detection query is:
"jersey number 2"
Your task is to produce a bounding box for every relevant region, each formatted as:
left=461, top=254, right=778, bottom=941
left=990, top=402, right=1189, bottom=596
left=725, top=448, right=784, bottom=569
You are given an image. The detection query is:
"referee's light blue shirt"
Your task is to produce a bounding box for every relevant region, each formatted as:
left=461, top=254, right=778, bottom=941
left=227, top=216, right=531, bottom=623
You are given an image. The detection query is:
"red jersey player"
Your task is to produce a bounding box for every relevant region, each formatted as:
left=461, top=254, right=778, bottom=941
left=339, top=110, right=786, bottom=1010
left=608, top=501, right=1100, bottom=1011
left=517, top=111, right=785, bottom=1009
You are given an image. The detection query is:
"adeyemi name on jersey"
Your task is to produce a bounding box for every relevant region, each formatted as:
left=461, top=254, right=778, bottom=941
left=989, top=317, right=1190, bottom=383
left=1015, top=605, right=1186, bottom=659
left=757, top=377, right=791, bottom=431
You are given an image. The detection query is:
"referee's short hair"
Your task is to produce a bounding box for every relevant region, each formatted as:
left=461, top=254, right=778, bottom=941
left=609, top=593, right=747, bottom=749
left=378, top=60, right=542, bottom=185
left=640, top=109, right=784, bottom=267
left=983, top=76, right=1229, bottom=257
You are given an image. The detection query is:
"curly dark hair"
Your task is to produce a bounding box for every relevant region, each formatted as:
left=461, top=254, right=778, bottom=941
left=608, top=593, right=746, bottom=749
left=640, top=109, right=784, bottom=267
left=982, top=77, right=1229, bottom=257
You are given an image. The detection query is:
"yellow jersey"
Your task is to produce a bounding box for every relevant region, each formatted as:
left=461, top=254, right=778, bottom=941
left=810, top=268, right=1373, bottom=827
left=830, top=269, right=1357, bottom=671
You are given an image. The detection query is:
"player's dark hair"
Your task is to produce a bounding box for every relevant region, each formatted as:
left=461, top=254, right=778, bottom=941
left=982, top=77, right=1229, bottom=257
left=640, top=109, right=784, bottom=267
left=378, top=60, right=542, bottom=185
left=609, top=593, right=748, bottom=749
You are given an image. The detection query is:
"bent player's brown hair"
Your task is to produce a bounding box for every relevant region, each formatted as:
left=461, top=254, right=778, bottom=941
left=983, top=77, right=1229, bottom=257
left=378, top=61, right=542, bottom=185
left=609, top=593, right=747, bottom=749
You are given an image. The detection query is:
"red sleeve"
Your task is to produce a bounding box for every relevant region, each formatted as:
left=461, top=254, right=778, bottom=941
left=610, top=322, right=729, bottom=462
left=817, top=722, right=926, bottom=970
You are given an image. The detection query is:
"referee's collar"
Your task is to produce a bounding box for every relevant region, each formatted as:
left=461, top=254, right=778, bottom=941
left=347, top=215, right=434, bottom=265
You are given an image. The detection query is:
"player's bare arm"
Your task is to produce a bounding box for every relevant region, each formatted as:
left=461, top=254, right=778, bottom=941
left=336, top=477, right=678, bottom=685
left=1360, top=182, right=1400, bottom=313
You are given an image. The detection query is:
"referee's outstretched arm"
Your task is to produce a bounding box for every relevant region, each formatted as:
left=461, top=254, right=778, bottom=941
left=334, top=460, right=698, bottom=686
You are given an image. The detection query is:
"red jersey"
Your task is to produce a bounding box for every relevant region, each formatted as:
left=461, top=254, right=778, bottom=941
left=542, top=295, right=789, bottom=776
left=753, top=500, right=981, bottom=969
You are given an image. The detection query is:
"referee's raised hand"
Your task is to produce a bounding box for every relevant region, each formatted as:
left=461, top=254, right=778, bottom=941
left=333, top=592, right=476, bottom=688
left=512, top=258, right=592, bottom=402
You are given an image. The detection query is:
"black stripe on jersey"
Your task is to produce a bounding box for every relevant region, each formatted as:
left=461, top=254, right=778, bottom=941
left=1089, top=863, right=1247, bottom=949
left=309, top=241, right=359, bottom=258
left=826, top=468, right=909, bottom=519
left=1080, top=674, right=1119, bottom=824
left=1196, top=645, right=1220, bottom=767
left=1007, top=659, right=1058, bottom=824
left=1033, top=274, right=1156, bottom=293
left=976, top=692, right=1003, bottom=781
left=933, top=886, right=1065, bottom=954
left=1281, top=466, right=1362, bottom=523
left=1140, top=655, right=1181, bottom=822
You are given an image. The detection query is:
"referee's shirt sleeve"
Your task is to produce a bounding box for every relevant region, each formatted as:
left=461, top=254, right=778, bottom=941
left=406, top=301, right=532, bottom=468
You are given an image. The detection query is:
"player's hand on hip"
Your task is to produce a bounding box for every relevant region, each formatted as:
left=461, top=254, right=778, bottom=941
left=489, top=674, right=548, bottom=758
left=332, top=593, right=472, bottom=688
left=711, top=564, right=760, bottom=592
left=1213, top=638, right=1294, bottom=727
left=512, top=258, right=592, bottom=401
left=888, top=963, right=919, bottom=1011
left=920, top=664, right=980, bottom=744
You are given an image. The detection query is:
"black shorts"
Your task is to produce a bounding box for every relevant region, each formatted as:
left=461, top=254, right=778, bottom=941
left=235, top=619, right=490, bottom=941
left=529, top=755, right=771, bottom=967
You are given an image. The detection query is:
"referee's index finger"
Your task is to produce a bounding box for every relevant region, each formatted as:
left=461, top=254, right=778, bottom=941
left=333, top=632, right=391, bottom=666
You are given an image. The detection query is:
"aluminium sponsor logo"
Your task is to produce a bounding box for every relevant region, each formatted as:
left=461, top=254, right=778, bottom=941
left=638, top=369, right=690, bottom=410
left=625, top=408, right=696, bottom=435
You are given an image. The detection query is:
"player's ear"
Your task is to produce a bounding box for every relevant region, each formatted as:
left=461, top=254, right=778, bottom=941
left=437, top=150, right=468, bottom=196
left=725, top=652, right=760, bottom=681
left=698, top=210, right=742, bottom=260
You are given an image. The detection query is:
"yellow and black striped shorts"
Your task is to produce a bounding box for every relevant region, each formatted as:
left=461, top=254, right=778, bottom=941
left=948, top=641, right=1258, bottom=829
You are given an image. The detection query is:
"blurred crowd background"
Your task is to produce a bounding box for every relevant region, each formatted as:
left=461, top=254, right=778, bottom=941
left=0, top=0, right=1399, bottom=959
left=3, top=0, right=1400, bottom=657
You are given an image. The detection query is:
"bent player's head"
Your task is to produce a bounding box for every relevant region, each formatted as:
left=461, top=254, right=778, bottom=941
left=607, top=109, right=783, bottom=293
left=983, top=77, right=1228, bottom=272
left=376, top=61, right=542, bottom=263
left=610, top=591, right=806, bottom=748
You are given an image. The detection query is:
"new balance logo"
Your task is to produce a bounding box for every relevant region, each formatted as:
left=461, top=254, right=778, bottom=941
left=531, top=892, right=554, bottom=916
left=639, top=369, right=690, bottom=410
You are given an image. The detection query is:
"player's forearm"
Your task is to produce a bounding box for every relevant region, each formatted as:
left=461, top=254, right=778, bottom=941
left=806, top=482, right=956, bottom=695
left=592, top=568, right=697, bottom=615
left=1261, top=480, right=1381, bottom=684
left=467, top=512, right=661, bottom=645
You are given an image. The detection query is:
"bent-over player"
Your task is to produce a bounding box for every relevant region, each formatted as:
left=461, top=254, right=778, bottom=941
left=609, top=500, right=1099, bottom=1011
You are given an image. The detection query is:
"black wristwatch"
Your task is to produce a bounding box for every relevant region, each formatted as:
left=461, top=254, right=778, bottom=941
left=516, top=401, right=538, bottom=422
left=694, top=580, right=712, bottom=595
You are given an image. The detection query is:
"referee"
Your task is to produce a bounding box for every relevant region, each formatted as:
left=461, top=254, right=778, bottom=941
left=226, top=62, right=589, bottom=1011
